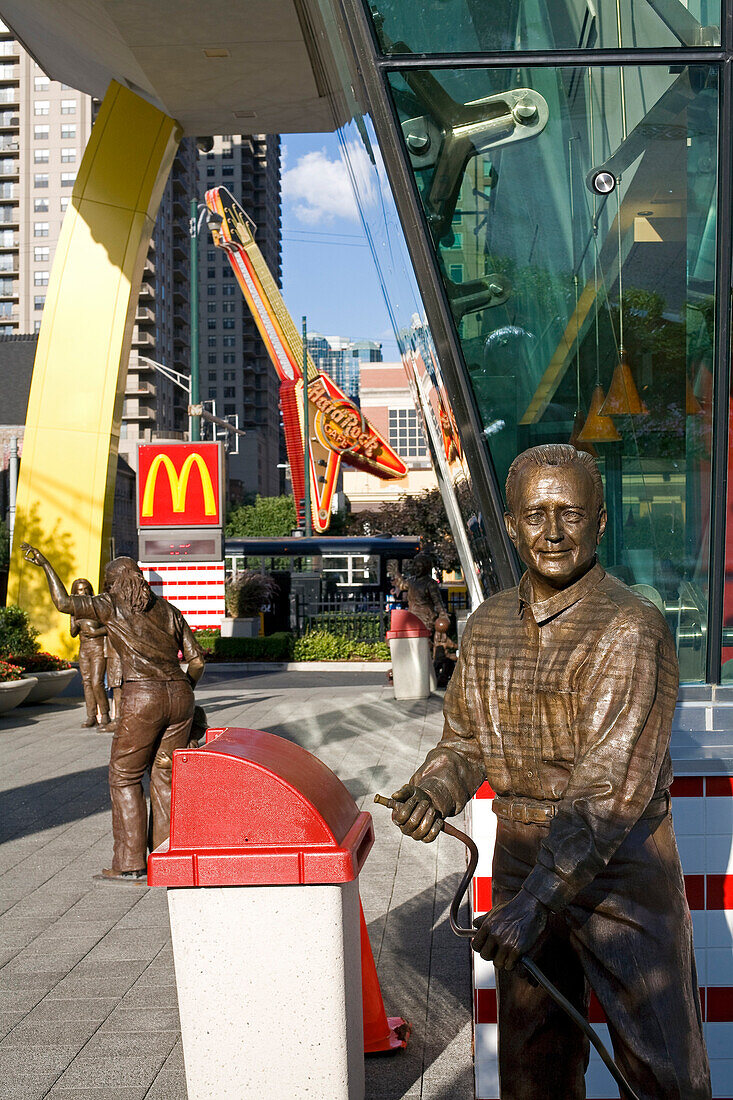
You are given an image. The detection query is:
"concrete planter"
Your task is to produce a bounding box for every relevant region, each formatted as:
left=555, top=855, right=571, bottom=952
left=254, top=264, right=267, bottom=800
left=21, top=668, right=77, bottom=704
left=220, top=617, right=260, bottom=638
left=0, top=677, right=37, bottom=714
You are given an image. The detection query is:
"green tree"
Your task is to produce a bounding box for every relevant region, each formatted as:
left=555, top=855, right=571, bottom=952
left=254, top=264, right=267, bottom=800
left=226, top=495, right=297, bottom=538
left=346, top=489, right=459, bottom=572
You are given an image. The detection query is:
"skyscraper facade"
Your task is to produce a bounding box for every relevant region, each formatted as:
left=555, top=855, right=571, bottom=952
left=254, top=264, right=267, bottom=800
left=306, top=332, right=382, bottom=404
left=197, top=134, right=282, bottom=498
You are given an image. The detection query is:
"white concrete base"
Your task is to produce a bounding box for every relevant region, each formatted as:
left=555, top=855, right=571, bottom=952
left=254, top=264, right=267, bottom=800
left=389, top=635, right=433, bottom=700
left=167, top=878, right=364, bottom=1100
left=220, top=617, right=259, bottom=638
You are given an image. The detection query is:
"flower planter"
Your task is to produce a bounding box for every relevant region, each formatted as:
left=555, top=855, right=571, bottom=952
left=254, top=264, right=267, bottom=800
left=0, top=677, right=37, bottom=714
left=21, top=668, right=77, bottom=705
left=220, top=617, right=260, bottom=639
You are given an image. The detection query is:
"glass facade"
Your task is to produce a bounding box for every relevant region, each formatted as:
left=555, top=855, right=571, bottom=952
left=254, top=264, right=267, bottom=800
left=316, top=0, right=732, bottom=683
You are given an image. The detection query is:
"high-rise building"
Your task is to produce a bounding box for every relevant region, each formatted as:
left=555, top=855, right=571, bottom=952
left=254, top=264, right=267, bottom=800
left=0, top=19, right=196, bottom=473
left=0, top=21, right=93, bottom=335
left=197, top=134, right=282, bottom=498
left=119, top=138, right=197, bottom=469
left=306, top=333, right=382, bottom=404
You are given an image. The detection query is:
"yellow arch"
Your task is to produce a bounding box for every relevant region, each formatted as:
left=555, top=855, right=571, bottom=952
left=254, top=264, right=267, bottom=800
left=8, top=81, right=180, bottom=655
left=141, top=453, right=217, bottom=517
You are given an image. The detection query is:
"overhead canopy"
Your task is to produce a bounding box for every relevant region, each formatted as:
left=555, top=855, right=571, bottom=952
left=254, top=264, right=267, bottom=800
left=225, top=537, right=421, bottom=558
left=1, top=0, right=337, bottom=134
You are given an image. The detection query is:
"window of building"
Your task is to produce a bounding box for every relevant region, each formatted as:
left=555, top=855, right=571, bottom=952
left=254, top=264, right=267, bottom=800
left=207, top=249, right=216, bottom=261
left=224, top=386, right=235, bottom=398
left=223, top=353, right=235, bottom=364
left=33, top=198, right=48, bottom=212
left=60, top=149, right=76, bottom=163
left=207, top=285, right=216, bottom=296
left=208, top=336, right=217, bottom=347
left=60, top=124, right=76, bottom=139
left=207, top=318, right=216, bottom=330
left=208, top=370, right=217, bottom=379
left=33, top=76, right=49, bottom=91
left=224, top=404, right=236, bottom=416
left=34, top=294, right=45, bottom=310
left=223, top=370, right=235, bottom=381
left=34, top=101, right=50, bottom=116
left=60, top=172, right=76, bottom=187
left=222, top=302, right=234, bottom=313
left=0, top=64, right=15, bottom=79
left=222, top=318, right=235, bottom=329
left=33, top=125, right=49, bottom=140
left=0, top=277, right=13, bottom=295
left=34, top=270, right=48, bottom=285
left=222, top=166, right=234, bottom=177
left=33, top=148, right=49, bottom=163
left=207, top=166, right=215, bottom=177
left=33, top=246, right=48, bottom=261
left=33, top=319, right=42, bottom=333
left=0, top=159, right=15, bottom=174
left=60, top=196, right=69, bottom=211
left=0, top=301, right=12, bottom=318
left=223, top=146, right=234, bottom=159
left=448, top=264, right=463, bottom=283
left=60, top=99, right=77, bottom=114
left=0, top=229, right=13, bottom=246
left=207, top=267, right=216, bottom=278
left=223, top=336, right=236, bottom=347
left=207, top=302, right=217, bottom=314
left=221, top=135, right=232, bottom=142
left=0, top=255, right=13, bottom=271
left=222, top=284, right=235, bottom=295
left=388, top=408, right=427, bottom=459
left=208, top=387, right=217, bottom=399
left=34, top=222, right=49, bottom=237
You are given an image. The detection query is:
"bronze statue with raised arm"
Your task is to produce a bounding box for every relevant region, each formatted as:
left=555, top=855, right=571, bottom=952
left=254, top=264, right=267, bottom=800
left=392, top=551, right=446, bottom=633
left=389, top=444, right=711, bottom=1100
left=22, top=545, right=205, bottom=883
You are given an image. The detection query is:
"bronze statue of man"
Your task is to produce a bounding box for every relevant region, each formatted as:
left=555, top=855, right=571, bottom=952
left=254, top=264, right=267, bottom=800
left=393, top=552, right=446, bottom=632
left=22, top=545, right=204, bottom=883
left=390, top=444, right=710, bottom=1100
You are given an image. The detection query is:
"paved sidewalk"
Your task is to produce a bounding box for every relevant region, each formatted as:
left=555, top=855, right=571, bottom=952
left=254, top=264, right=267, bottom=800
left=0, top=669, right=473, bottom=1099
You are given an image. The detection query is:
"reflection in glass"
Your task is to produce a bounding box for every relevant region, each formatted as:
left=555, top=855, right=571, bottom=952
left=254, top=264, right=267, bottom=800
left=369, top=0, right=720, bottom=55
left=388, top=63, right=718, bottom=679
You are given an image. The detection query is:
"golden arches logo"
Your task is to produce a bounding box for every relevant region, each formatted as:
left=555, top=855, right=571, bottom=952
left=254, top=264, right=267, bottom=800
left=141, top=453, right=217, bottom=517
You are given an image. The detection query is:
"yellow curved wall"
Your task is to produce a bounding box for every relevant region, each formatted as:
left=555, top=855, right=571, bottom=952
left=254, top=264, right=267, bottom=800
left=7, top=81, right=180, bottom=656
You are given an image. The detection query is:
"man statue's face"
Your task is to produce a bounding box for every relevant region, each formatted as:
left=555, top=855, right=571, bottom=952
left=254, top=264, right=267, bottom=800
left=504, top=464, right=607, bottom=599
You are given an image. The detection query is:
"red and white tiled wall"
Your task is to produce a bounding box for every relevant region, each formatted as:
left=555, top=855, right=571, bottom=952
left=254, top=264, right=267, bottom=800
left=141, top=562, right=225, bottom=631
left=467, top=777, right=733, bottom=1100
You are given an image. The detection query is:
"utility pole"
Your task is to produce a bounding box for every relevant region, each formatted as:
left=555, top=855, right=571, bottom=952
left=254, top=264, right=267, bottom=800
left=189, top=198, right=200, bottom=442
left=302, top=315, right=312, bottom=536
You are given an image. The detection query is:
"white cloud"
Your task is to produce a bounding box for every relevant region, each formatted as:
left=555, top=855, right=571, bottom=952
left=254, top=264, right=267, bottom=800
left=282, top=148, right=360, bottom=225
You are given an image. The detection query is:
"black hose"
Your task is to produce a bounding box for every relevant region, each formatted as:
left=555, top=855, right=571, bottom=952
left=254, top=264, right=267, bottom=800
left=374, top=794, right=641, bottom=1100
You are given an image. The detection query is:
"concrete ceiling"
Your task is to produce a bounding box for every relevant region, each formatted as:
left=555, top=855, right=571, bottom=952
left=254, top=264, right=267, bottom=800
left=0, top=0, right=338, bottom=134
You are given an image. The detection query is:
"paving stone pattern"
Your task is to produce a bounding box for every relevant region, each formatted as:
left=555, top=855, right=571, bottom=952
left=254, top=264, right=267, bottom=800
left=0, top=670, right=473, bottom=1099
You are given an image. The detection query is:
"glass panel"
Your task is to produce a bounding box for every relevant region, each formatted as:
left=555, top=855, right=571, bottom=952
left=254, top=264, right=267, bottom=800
left=388, top=63, right=718, bottom=680
left=369, top=0, right=720, bottom=54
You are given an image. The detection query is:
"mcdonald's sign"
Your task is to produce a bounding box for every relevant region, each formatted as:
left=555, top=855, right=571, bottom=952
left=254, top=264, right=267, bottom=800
left=137, top=443, right=223, bottom=528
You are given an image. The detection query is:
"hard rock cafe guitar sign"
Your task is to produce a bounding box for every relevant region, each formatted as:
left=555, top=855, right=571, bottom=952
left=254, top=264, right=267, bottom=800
left=205, top=187, right=407, bottom=532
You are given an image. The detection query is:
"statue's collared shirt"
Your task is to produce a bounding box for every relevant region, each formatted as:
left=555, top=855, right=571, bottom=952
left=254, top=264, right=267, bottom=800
left=412, top=562, right=678, bottom=912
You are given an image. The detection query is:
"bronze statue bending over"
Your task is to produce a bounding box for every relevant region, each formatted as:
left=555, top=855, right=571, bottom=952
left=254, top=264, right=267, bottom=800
left=390, top=444, right=710, bottom=1100
left=69, top=577, right=110, bottom=729
left=22, top=546, right=204, bottom=883
left=393, top=552, right=446, bottom=633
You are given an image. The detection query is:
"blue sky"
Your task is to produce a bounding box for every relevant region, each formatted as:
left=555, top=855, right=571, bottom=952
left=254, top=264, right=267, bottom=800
left=280, top=131, right=399, bottom=359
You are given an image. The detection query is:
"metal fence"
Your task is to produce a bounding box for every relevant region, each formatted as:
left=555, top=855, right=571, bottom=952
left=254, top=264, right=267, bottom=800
left=296, top=595, right=389, bottom=642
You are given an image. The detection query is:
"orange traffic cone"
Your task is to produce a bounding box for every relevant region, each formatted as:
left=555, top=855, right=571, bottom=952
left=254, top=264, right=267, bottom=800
left=360, top=900, right=411, bottom=1054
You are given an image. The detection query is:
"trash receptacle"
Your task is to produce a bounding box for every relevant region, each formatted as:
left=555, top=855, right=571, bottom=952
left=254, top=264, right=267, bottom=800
left=148, top=726, right=374, bottom=1100
left=387, top=609, right=434, bottom=700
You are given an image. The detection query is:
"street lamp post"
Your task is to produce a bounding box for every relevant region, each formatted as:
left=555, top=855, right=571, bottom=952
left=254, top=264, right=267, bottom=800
left=189, top=198, right=201, bottom=442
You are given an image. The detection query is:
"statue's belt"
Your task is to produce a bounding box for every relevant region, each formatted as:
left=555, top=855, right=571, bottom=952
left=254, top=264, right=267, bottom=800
left=492, top=791, right=670, bottom=826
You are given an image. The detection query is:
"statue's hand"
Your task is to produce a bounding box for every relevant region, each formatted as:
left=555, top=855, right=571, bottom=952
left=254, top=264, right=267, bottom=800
left=390, top=783, right=444, bottom=843
left=471, top=890, right=548, bottom=970
left=20, top=543, right=47, bottom=567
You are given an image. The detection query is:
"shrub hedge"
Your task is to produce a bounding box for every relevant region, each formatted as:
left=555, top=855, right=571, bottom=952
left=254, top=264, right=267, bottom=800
left=194, top=629, right=389, bottom=662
